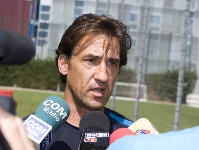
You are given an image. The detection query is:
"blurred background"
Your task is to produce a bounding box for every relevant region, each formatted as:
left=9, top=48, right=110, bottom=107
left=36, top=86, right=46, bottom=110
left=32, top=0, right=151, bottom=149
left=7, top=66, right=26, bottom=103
left=0, top=0, right=199, bottom=133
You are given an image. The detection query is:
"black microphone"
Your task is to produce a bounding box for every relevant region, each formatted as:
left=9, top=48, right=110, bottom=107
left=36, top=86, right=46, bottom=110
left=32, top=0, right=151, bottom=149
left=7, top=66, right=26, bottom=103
left=0, top=29, right=35, bottom=149
left=78, top=111, right=110, bottom=150
left=0, top=95, right=16, bottom=115
left=0, top=29, right=35, bottom=65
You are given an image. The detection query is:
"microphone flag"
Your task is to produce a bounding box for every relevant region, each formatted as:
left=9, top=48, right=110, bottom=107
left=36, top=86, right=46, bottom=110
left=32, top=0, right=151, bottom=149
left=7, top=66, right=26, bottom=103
left=23, top=114, right=52, bottom=150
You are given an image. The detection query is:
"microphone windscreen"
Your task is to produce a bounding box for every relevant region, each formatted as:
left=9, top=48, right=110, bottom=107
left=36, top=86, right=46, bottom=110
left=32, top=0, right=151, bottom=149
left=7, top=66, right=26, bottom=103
left=34, top=95, right=70, bottom=132
left=109, top=128, right=135, bottom=145
left=0, top=29, right=35, bottom=64
left=79, top=111, right=110, bottom=135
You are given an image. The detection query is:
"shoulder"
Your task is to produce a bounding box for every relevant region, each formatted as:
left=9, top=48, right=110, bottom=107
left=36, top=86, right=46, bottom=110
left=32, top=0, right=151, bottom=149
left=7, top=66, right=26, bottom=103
left=104, top=107, right=133, bottom=133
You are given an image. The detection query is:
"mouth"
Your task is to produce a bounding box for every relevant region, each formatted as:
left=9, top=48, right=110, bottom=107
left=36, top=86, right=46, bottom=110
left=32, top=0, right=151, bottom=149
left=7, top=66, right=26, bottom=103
left=90, top=87, right=106, bottom=97
left=91, top=88, right=105, bottom=93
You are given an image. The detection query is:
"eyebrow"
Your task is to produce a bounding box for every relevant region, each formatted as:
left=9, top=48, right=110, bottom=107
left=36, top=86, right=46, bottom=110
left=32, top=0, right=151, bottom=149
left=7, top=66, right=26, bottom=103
left=83, top=53, right=100, bottom=59
left=109, top=58, right=120, bottom=64
left=83, top=53, right=120, bottom=63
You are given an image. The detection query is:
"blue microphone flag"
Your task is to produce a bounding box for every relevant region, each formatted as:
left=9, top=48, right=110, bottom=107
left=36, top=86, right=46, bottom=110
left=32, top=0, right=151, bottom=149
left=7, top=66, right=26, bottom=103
left=23, top=114, right=52, bottom=150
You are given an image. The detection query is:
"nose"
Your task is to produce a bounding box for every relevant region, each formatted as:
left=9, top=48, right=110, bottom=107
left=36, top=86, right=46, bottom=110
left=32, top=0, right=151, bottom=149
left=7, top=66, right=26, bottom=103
left=94, top=61, right=108, bottom=83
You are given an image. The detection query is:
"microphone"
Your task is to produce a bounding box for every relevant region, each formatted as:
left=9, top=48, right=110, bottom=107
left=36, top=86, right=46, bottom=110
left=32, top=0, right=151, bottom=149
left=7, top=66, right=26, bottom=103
left=0, top=96, right=16, bottom=115
left=109, top=118, right=158, bottom=145
left=107, top=126, right=199, bottom=150
left=0, top=29, right=35, bottom=64
left=23, top=95, right=70, bottom=150
left=0, top=89, right=17, bottom=115
left=78, top=111, right=110, bottom=150
left=128, top=118, right=159, bottom=135
left=109, top=128, right=135, bottom=145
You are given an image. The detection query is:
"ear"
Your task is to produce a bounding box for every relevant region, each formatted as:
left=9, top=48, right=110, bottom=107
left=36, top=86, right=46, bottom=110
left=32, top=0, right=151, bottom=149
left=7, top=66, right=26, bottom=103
left=58, top=54, right=68, bottom=75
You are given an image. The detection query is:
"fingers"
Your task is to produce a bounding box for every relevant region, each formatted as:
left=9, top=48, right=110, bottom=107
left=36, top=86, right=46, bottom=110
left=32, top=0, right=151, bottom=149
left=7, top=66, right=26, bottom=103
left=14, top=116, right=36, bottom=150
left=0, top=107, right=35, bottom=150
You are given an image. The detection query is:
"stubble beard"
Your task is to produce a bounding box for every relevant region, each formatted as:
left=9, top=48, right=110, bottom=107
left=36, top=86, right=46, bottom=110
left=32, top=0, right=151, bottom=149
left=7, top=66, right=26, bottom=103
left=70, top=87, right=110, bottom=111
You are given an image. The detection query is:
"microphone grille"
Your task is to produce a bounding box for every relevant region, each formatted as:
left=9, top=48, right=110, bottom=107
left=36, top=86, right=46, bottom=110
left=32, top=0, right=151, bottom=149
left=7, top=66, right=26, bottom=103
left=79, top=111, right=110, bottom=135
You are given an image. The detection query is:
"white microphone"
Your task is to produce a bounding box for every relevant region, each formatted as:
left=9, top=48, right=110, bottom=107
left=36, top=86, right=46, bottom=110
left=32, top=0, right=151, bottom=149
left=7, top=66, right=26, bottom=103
left=128, top=118, right=159, bottom=135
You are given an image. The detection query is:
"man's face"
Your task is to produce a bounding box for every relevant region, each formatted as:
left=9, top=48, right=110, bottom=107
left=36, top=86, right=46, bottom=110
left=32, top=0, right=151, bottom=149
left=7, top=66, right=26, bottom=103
left=66, top=34, right=120, bottom=111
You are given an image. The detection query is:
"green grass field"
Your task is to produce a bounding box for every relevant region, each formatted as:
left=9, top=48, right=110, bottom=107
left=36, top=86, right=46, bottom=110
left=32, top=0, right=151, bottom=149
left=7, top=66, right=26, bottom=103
left=12, top=89, right=199, bottom=133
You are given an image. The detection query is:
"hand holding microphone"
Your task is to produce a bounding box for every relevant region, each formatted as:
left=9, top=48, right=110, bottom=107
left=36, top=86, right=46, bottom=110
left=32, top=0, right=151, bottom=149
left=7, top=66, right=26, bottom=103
left=0, top=107, right=35, bottom=150
left=23, top=95, right=70, bottom=150
left=0, top=95, right=70, bottom=150
left=0, top=29, right=36, bottom=149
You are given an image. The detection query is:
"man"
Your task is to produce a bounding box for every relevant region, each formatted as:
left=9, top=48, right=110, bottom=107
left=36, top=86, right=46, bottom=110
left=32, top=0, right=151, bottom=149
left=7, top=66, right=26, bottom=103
left=46, top=13, right=133, bottom=150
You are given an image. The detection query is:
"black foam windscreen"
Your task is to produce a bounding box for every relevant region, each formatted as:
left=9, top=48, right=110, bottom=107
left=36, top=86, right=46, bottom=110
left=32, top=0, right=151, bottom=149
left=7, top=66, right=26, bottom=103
left=79, top=111, right=110, bottom=135
left=0, top=29, right=35, bottom=65
left=79, top=111, right=110, bottom=150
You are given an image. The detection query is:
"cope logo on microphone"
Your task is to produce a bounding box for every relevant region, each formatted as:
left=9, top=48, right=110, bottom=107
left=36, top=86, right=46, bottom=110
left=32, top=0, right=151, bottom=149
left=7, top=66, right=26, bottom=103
left=23, top=115, right=52, bottom=143
left=42, top=99, right=68, bottom=121
left=135, top=129, right=150, bottom=135
left=84, top=137, right=97, bottom=142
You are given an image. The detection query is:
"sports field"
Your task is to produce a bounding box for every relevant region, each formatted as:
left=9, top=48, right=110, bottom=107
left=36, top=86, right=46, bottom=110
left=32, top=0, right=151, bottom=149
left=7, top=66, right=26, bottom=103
left=11, top=88, right=199, bottom=133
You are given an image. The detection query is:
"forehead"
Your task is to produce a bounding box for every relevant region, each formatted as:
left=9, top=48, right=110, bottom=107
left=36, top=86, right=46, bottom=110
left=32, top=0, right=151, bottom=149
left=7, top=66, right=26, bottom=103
left=73, top=34, right=120, bottom=56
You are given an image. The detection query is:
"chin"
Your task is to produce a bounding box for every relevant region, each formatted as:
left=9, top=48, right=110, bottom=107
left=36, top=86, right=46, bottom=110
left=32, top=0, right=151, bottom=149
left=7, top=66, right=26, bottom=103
left=85, top=104, right=104, bottom=111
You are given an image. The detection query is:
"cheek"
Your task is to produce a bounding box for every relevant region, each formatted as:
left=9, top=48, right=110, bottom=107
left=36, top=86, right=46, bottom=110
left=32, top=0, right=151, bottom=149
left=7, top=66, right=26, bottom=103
left=108, top=75, right=118, bottom=89
left=67, top=66, right=80, bottom=85
left=109, top=71, right=119, bottom=82
left=69, top=66, right=93, bottom=86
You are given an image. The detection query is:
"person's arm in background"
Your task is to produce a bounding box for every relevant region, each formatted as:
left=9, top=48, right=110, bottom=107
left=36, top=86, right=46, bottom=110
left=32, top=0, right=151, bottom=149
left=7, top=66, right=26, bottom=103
left=0, top=107, right=35, bottom=150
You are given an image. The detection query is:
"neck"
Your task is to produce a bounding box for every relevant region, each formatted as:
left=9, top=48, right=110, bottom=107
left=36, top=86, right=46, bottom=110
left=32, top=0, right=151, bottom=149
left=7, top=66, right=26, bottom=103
left=63, top=89, right=104, bottom=127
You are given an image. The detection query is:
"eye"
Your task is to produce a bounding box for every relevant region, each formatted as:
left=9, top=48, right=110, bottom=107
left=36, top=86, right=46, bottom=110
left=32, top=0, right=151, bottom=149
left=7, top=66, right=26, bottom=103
left=87, top=59, right=95, bottom=63
left=108, top=61, right=118, bottom=66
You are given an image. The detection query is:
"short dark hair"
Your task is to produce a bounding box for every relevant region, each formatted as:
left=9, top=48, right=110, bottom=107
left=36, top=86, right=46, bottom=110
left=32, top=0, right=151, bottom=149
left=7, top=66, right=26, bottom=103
left=55, top=13, right=132, bottom=84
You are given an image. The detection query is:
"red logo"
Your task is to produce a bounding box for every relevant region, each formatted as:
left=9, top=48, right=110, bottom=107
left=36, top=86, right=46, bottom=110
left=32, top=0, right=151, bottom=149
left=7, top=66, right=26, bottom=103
left=84, top=137, right=97, bottom=142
